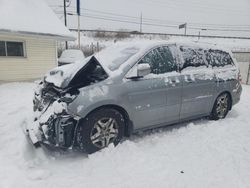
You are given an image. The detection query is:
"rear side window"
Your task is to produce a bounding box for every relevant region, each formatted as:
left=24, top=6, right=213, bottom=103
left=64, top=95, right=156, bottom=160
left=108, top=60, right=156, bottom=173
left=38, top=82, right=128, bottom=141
left=205, top=49, right=233, bottom=67
left=180, top=46, right=206, bottom=70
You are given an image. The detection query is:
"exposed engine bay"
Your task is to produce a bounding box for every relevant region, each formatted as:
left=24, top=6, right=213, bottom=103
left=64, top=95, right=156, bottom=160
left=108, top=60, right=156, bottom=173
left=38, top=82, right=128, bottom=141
left=28, top=57, right=108, bottom=149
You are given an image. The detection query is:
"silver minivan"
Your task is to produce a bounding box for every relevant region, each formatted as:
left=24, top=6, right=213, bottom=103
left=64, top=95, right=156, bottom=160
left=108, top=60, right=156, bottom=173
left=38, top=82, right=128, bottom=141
left=27, top=41, right=242, bottom=153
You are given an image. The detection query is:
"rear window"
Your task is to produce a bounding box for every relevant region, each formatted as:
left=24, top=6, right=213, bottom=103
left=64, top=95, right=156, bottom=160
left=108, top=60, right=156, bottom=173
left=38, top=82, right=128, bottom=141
left=205, top=49, right=233, bottom=67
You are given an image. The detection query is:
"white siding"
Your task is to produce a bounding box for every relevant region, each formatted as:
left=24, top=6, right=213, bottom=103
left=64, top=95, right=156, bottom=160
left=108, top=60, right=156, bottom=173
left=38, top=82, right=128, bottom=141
left=233, top=52, right=250, bottom=85
left=233, top=52, right=250, bottom=63
left=238, top=62, right=250, bottom=85
left=0, top=34, right=57, bottom=81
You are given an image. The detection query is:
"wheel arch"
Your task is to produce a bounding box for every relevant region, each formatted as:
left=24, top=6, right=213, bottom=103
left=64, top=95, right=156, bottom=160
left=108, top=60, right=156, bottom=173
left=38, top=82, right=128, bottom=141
left=80, top=104, right=134, bottom=137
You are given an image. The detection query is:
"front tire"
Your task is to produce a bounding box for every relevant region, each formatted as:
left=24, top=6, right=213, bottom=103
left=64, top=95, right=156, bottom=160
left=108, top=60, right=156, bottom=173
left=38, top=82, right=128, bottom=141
left=210, top=92, right=231, bottom=120
left=76, top=108, right=125, bottom=154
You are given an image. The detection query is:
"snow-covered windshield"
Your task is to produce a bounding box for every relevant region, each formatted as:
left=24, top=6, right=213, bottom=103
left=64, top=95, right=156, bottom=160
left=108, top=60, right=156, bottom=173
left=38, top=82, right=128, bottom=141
left=94, top=45, right=140, bottom=71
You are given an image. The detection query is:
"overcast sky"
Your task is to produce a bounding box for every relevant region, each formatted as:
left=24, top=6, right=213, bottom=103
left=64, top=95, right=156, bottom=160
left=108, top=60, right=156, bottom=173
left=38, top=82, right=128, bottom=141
left=45, top=0, right=250, bottom=37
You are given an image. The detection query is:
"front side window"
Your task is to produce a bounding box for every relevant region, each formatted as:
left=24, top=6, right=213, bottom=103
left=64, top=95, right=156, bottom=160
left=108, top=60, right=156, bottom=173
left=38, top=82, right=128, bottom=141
left=157, top=46, right=177, bottom=73
left=139, top=46, right=177, bottom=74
left=0, top=41, right=25, bottom=57
left=180, top=46, right=206, bottom=70
left=139, top=48, right=164, bottom=74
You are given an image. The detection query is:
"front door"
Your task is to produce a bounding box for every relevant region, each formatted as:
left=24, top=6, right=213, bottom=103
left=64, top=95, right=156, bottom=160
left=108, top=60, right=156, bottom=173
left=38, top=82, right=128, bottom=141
left=125, top=45, right=182, bottom=130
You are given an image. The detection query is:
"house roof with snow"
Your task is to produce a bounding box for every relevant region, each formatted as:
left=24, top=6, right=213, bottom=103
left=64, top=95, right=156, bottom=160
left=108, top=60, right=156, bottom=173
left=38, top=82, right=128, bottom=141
left=0, top=0, right=75, bottom=41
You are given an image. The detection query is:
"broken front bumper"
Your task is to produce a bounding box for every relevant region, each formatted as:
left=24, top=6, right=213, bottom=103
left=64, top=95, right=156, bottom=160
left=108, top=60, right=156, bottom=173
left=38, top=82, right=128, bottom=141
left=26, top=114, right=78, bottom=149
left=25, top=121, right=43, bottom=148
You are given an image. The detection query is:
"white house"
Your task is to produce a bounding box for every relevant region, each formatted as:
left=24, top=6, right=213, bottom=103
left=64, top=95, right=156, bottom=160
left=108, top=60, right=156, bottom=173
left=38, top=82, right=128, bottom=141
left=0, top=0, right=75, bottom=82
left=233, top=49, right=250, bottom=85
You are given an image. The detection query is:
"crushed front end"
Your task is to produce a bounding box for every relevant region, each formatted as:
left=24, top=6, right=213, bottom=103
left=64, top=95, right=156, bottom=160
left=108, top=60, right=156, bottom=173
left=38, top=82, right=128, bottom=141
left=26, top=80, right=80, bottom=149
left=26, top=56, right=109, bottom=150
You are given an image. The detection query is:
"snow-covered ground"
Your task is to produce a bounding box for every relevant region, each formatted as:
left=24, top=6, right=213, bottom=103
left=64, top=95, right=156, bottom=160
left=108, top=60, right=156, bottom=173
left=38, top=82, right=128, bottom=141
left=0, top=82, right=250, bottom=188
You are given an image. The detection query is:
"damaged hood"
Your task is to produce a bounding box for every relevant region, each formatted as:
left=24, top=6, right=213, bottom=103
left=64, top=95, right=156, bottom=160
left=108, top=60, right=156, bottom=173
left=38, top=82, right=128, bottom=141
left=44, top=42, right=155, bottom=88
left=45, top=56, right=93, bottom=88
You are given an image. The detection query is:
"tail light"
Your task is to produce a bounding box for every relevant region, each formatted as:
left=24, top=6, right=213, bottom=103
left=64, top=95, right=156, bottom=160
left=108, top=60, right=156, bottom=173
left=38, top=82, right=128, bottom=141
left=238, top=71, right=242, bottom=82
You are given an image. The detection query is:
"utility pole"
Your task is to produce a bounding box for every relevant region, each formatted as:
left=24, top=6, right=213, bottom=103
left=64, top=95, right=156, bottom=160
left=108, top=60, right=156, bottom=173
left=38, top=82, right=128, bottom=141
left=64, top=0, right=68, bottom=49
left=184, top=23, right=187, bottom=35
left=78, top=15, right=80, bottom=49
left=140, top=12, right=142, bottom=33
left=77, top=0, right=81, bottom=49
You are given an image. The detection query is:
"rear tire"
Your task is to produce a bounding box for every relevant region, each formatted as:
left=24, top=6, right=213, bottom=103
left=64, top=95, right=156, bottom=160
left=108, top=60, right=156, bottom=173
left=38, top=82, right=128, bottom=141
left=76, top=108, right=125, bottom=154
left=210, top=92, right=231, bottom=120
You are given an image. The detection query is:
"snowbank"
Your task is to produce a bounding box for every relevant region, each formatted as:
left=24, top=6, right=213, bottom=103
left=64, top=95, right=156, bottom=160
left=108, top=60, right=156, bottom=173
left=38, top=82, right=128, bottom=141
left=0, top=82, right=250, bottom=188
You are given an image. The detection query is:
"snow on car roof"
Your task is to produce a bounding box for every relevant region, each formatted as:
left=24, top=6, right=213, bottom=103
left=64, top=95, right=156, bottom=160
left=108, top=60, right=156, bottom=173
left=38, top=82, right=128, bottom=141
left=93, top=40, right=232, bottom=74
left=0, top=0, right=75, bottom=40
left=45, top=40, right=234, bottom=87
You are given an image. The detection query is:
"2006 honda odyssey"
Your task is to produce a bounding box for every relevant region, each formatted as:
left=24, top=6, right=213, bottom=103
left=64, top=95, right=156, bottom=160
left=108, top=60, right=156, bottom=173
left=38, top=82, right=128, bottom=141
left=27, top=41, right=242, bottom=153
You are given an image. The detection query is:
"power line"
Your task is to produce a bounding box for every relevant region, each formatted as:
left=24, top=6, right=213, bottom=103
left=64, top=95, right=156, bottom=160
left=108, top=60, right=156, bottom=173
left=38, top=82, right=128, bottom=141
left=130, top=0, right=250, bottom=16
left=57, top=10, right=250, bottom=32
left=68, top=12, right=178, bottom=28
left=52, top=6, right=250, bottom=32
left=61, top=6, right=250, bottom=29
left=63, top=11, right=250, bottom=32
left=50, top=1, right=248, bottom=15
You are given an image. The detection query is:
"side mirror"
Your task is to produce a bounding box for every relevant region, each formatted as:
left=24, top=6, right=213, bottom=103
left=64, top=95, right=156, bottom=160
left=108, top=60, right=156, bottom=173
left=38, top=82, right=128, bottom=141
left=137, top=63, right=151, bottom=77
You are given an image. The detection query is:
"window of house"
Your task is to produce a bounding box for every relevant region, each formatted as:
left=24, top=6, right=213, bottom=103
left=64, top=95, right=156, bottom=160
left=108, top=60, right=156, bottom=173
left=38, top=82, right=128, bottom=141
left=0, top=41, right=6, bottom=56
left=0, top=41, right=25, bottom=57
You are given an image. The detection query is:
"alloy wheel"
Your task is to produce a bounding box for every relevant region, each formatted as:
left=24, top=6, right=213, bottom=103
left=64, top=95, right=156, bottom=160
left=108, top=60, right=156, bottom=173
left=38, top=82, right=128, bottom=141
left=216, top=94, right=229, bottom=119
left=90, top=117, right=119, bottom=148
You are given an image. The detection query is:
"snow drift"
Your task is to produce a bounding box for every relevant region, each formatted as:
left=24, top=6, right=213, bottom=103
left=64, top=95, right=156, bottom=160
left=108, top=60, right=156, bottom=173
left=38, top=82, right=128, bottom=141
left=0, top=82, right=250, bottom=187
